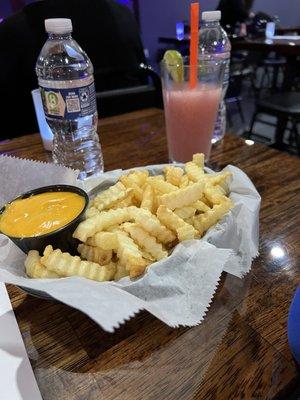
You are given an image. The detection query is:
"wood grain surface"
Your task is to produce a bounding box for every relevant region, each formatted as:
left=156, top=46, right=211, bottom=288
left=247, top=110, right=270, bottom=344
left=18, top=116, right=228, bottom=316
left=159, top=36, right=300, bottom=56
left=1, top=108, right=300, bottom=400
left=276, top=27, right=300, bottom=35
left=231, top=37, right=300, bottom=56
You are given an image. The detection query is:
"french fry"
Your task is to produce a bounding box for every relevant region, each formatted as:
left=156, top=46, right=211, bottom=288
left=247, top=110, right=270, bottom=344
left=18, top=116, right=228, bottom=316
left=174, top=206, right=196, bottom=220
left=73, top=208, right=130, bottom=241
left=114, top=262, right=129, bottom=280
left=164, top=166, right=184, bottom=187
left=146, top=174, right=164, bottom=182
left=122, top=222, right=168, bottom=261
left=185, top=217, right=194, bottom=226
left=157, top=205, right=197, bottom=241
left=41, top=245, right=116, bottom=281
left=86, top=231, right=118, bottom=250
left=119, top=171, right=149, bottom=203
left=147, top=176, right=177, bottom=194
left=160, top=181, right=204, bottom=210
left=140, top=184, right=154, bottom=212
left=180, top=174, right=190, bottom=188
left=192, top=198, right=233, bottom=236
left=201, top=194, right=213, bottom=208
left=140, top=249, right=156, bottom=262
left=78, top=243, right=112, bottom=265
left=185, top=161, right=204, bottom=182
left=204, top=185, right=229, bottom=205
left=119, top=175, right=144, bottom=203
left=93, top=182, right=129, bottom=211
left=205, top=171, right=231, bottom=185
left=86, top=206, right=100, bottom=219
left=115, top=231, right=148, bottom=278
left=128, top=206, right=176, bottom=244
left=25, top=250, right=59, bottom=279
left=177, top=225, right=199, bottom=241
left=107, top=225, right=123, bottom=233
left=127, top=170, right=149, bottom=186
left=152, top=190, right=161, bottom=214
left=110, top=191, right=134, bottom=209
left=193, top=200, right=211, bottom=213
left=73, top=216, right=98, bottom=242
left=192, top=153, right=205, bottom=168
left=206, top=171, right=232, bottom=194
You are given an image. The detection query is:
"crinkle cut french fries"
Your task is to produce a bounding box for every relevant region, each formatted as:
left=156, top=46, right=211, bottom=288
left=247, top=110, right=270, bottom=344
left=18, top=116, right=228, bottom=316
left=25, top=154, right=233, bottom=281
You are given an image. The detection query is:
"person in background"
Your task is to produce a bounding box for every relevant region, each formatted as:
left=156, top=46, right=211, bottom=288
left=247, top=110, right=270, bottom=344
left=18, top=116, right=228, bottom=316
left=217, top=0, right=255, bottom=35
left=0, top=0, right=145, bottom=139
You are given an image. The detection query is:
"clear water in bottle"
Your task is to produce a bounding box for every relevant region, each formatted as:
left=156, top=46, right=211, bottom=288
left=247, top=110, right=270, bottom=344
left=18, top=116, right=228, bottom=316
left=36, top=18, right=104, bottom=180
left=199, top=11, right=231, bottom=142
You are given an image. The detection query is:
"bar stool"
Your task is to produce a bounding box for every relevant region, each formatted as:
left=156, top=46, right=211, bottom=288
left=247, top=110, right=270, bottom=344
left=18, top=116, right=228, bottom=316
left=245, top=92, right=300, bottom=155
left=260, top=57, right=286, bottom=90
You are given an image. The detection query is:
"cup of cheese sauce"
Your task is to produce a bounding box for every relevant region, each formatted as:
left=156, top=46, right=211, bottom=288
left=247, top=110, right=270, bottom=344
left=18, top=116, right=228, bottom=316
left=0, top=185, right=89, bottom=255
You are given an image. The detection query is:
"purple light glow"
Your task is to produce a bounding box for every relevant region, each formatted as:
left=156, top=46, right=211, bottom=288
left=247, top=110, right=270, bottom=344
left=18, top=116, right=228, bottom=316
left=117, top=0, right=130, bottom=5
left=176, top=22, right=184, bottom=41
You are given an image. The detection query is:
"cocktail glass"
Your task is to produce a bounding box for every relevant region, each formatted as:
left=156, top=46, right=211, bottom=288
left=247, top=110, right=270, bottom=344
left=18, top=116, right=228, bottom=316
left=161, top=57, right=225, bottom=162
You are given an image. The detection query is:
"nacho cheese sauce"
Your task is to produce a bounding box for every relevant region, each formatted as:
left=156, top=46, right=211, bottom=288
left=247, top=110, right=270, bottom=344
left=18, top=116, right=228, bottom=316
left=0, top=192, right=85, bottom=238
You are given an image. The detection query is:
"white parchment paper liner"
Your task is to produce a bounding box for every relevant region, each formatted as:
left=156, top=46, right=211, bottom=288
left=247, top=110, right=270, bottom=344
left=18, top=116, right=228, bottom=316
left=0, top=156, right=260, bottom=332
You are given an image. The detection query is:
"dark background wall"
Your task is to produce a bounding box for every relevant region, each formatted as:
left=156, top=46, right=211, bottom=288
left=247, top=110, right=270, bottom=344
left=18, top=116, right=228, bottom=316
left=0, top=0, right=136, bottom=17
left=1, top=0, right=299, bottom=66
left=253, top=0, right=300, bottom=26
left=139, top=0, right=218, bottom=64
left=0, top=0, right=12, bottom=17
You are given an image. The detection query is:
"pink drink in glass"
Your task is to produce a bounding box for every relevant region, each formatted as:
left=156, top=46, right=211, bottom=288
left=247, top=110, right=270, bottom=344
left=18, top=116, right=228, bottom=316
left=163, top=83, right=221, bottom=162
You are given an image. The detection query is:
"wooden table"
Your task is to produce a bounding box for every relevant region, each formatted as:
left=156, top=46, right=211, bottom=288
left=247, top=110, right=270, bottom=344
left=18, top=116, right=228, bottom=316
left=277, top=27, right=300, bottom=35
left=232, top=37, right=300, bottom=57
left=159, top=36, right=300, bottom=56
left=0, top=108, right=300, bottom=400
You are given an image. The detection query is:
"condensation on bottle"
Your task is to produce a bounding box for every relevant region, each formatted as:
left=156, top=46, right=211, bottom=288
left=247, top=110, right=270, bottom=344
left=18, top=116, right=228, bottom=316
left=36, top=18, right=104, bottom=179
left=199, top=11, right=231, bottom=143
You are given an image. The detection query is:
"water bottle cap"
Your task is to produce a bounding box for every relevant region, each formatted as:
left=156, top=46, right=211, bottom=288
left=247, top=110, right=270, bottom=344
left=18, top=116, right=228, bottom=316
left=45, top=18, right=73, bottom=34
left=202, top=11, right=221, bottom=21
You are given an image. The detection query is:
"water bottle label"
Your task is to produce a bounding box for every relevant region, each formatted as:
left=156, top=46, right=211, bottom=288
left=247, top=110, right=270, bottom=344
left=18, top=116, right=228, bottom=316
left=38, top=76, right=97, bottom=120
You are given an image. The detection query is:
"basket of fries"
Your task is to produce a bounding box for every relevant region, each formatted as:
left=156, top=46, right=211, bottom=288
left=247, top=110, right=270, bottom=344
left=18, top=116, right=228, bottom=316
left=0, top=154, right=260, bottom=332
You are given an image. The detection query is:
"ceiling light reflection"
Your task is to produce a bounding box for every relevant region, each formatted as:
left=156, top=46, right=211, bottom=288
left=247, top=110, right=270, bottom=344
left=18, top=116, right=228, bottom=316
left=270, top=246, right=285, bottom=259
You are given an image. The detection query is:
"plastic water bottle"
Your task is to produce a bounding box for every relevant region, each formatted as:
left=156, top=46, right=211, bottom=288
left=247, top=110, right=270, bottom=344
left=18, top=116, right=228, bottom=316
left=36, top=18, right=104, bottom=179
left=199, top=11, right=231, bottom=142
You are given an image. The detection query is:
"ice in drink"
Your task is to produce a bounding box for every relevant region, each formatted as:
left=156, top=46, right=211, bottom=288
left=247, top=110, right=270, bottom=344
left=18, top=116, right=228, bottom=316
left=163, top=83, right=221, bottom=162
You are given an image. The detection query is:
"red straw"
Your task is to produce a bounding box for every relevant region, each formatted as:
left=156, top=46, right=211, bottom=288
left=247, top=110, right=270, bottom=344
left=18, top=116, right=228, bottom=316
left=189, top=2, right=199, bottom=89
